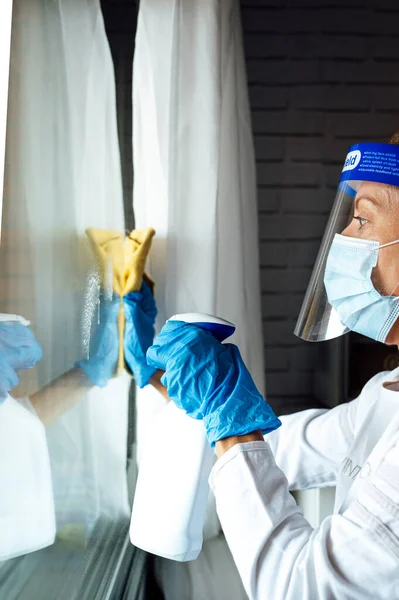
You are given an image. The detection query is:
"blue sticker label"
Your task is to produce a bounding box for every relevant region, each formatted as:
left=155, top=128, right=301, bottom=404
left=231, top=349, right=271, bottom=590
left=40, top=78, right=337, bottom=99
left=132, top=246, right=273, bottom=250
left=339, top=142, right=399, bottom=187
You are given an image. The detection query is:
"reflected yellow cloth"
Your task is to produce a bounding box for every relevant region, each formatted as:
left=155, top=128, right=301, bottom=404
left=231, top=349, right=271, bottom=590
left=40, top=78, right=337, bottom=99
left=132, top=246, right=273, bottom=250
left=86, top=227, right=156, bottom=373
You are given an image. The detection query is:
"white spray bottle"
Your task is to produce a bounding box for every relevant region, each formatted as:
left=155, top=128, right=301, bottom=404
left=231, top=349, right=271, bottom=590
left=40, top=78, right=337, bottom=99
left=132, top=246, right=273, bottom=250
left=130, top=313, right=235, bottom=562
left=0, top=314, right=56, bottom=560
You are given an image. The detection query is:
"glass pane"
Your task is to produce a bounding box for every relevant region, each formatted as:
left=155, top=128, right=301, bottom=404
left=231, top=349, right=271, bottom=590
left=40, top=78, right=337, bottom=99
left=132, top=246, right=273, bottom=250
left=0, top=0, right=139, bottom=596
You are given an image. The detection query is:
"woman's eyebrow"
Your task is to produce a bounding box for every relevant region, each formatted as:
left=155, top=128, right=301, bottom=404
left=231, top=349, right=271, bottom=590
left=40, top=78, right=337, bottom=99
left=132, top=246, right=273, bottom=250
left=355, top=195, right=382, bottom=210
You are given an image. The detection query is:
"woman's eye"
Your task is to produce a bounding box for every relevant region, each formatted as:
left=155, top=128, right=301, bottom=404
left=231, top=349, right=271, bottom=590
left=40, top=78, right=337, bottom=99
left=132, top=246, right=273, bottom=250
left=353, top=215, right=368, bottom=229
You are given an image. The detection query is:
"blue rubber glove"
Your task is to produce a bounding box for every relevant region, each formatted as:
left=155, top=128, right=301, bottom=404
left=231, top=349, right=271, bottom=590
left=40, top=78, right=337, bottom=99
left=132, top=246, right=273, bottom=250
left=147, top=321, right=281, bottom=447
left=77, top=295, right=120, bottom=388
left=123, top=281, right=157, bottom=388
left=0, top=321, right=43, bottom=402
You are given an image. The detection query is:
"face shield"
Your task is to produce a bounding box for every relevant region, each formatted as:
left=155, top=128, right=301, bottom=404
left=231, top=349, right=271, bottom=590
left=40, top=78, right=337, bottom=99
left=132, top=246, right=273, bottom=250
left=295, top=142, right=399, bottom=343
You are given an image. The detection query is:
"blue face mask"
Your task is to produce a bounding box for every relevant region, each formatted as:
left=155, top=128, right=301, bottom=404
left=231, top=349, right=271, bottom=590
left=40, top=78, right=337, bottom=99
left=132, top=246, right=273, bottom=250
left=324, top=234, right=399, bottom=343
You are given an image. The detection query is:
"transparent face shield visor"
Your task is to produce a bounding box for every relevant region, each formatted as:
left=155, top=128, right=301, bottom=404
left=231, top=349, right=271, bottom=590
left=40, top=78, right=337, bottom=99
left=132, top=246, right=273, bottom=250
left=295, top=142, right=399, bottom=343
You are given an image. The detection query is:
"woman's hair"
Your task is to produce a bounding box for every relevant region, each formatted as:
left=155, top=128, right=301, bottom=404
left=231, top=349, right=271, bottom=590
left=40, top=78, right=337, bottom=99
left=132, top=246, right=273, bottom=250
left=385, top=131, right=399, bottom=206
left=388, top=130, right=399, bottom=145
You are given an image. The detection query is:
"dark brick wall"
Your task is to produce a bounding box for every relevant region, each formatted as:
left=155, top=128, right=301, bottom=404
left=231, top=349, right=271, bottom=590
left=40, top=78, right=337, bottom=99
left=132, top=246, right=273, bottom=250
left=102, top=0, right=399, bottom=412
left=241, top=0, right=399, bottom=412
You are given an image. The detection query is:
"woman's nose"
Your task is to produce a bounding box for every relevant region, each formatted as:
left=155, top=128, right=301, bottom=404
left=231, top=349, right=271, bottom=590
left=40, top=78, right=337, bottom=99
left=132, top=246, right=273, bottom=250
left=340, top=224, right=352, bottom=237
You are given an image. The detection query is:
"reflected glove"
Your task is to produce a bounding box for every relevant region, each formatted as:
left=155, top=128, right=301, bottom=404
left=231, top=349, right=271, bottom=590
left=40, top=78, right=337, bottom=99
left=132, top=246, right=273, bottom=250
left=147, top=321, right=281, bottom=447
left=77, top=296, right=120, bottom=388
left=124, top=281, right=157, bottom=388
left=0, top=321, right=43, bottom=402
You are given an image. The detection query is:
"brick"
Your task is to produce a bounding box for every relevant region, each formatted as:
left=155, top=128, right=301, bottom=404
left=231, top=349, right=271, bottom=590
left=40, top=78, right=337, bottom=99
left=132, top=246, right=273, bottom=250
left=289, top=345, right=317, bottom=372
left=292, top=84, right=370, bottom=111
left=245, top=33, right=363, bottom=61
left=257, top=188, right=281, bottom=213
left=262, top=293, right=291, bottom=318
left=262, top=318, right=297, bottom=345
left=260, top=267, right=313, bottom=293
left=252, top=110, right=324, bottom=135
left=256, top=162, right=322, bottom=186
left=287, top=292, right=307, bottom=319
left=257, top=215, right=285, bottom=239
left=320, top=11, right=393, bottom=36
left=264, top=347, right=290, bottom=372
left=259, top=241, right=288, bottom=267
left=249, top=86, right=289, bottom=109
left=242, top=8, right=375, bottom=35
left=293, top=35, right=366, bottom=60
left=259, top=214, right=327, bottom=240
left=373, top=87, right=399, bottom=112
left=265, top=371, right=313, bottom=396
left=290, top=0, right=365, bottom=5
left=325, top=138, right=357, bottom=162
left=241, top=9, right=321, bottom=34
left=324, top=164, right=354, bottom=189
left=254, top=136, right=285, bottom=161
left=261, top=292, right=303, bottom=319
left=369, top=38, right=399, bottom=61
left=285, top=137, right=324, bottom=161
left=324, top=164, right=344, bottom=188
left=241, top=0, right=285, bottom=6
left=325, top=112, right=399, bottom=138
left=280, top=188, right=334, bottom=213
left=271, top=396, right=325, bottom=416
left=373, top=0, right=399, bottom=10
left=247, top=60, right=320, bottom=85
left=244, top=34, right=291, bottom=59
left=287, top=240, right=321, bottom=267
left=321, top=60, right=399, bottom=84
left=332, top=133, right=383, bottom=144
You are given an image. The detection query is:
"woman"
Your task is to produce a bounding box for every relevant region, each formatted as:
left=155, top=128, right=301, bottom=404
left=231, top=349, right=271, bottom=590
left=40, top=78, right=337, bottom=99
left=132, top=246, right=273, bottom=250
left=145, top=135, right=399, bottom=599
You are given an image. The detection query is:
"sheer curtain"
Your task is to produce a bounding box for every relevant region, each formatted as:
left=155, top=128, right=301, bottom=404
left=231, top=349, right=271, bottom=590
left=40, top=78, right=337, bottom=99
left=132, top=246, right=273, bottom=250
left=133, top=0, right=264, bottom=393
left=0, top=0, right=130, bottom=540
left=132, top=1, right=262, bottom=597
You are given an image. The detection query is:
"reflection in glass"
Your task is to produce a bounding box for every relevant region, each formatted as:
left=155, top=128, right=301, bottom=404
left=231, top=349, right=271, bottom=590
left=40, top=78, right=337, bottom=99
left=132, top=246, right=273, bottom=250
left=0, top=0, right=137, bottom=596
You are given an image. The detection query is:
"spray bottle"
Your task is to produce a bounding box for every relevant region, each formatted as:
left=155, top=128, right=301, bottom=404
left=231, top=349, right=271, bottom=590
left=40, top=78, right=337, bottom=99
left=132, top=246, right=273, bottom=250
left=0, top=314, right=56, bottom=560
left=130, top=313, right=235, bottom=562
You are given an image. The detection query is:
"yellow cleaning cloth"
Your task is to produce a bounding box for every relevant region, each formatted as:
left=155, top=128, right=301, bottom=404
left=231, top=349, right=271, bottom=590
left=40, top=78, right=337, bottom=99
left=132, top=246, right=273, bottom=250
left=86, top=227, right=156, bottom=374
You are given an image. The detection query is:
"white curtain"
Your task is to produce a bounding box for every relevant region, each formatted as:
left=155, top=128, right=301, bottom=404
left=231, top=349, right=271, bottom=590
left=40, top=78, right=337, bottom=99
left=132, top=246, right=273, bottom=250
left=132, top=1, right=261, bottom=597
left=133, top=0, right=264, bottom=394
left=0, top=0, right=130, bottom=537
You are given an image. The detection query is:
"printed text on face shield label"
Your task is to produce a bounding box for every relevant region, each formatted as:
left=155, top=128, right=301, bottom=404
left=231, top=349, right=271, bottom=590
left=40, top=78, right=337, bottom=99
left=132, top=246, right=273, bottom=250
left=340, top=143, right=399, bottom=187
left=342, top=150, right=361, bottom=172
left=358, top=150, right=399, bottom=177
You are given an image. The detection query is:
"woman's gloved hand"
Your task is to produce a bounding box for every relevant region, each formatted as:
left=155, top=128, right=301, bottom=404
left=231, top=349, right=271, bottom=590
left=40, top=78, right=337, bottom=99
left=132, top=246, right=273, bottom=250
left=147, top=321, right=281, bottom=447
left=77, top=296, right=120, bottom=388
left=0, top=321, right=43, bottom=402
left=123, top=280, right=157, bottom=388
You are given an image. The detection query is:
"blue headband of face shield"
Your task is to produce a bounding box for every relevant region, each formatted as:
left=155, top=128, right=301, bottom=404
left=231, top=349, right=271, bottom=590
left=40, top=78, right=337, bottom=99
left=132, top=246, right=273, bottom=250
left=324, top=234, right=399, bottom=343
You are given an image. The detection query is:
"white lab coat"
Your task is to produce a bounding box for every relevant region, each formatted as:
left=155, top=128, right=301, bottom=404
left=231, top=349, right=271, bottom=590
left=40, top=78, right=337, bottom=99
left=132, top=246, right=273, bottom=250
left=210, top=367, right=399, bottom=600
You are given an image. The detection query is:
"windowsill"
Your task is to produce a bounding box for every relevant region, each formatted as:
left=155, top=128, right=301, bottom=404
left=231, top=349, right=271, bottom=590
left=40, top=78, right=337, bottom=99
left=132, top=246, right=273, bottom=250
left=0, top=518, right=151, bottom=600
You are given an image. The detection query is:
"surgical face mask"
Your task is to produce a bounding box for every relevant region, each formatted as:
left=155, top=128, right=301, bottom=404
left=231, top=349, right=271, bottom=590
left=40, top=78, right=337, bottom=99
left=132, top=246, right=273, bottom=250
left=324, top=233, right=399, bottom=343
